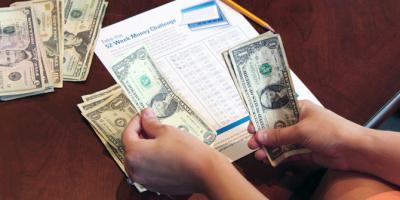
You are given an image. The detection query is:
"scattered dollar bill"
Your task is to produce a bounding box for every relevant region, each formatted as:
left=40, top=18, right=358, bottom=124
left=0, top=0, right=108, bottom=101
left=0, top=5, right=45, bottom=97
left=223, top=32, right=310, bottom=166
left=63, top=0, right=108, bottom=81
left=107, top=46, right=217, bottom=145
left=79, top=1, right=108, bottom=81
left=12, top=0, right=64, bottom=88
left=82, top=92, right=136, bottom=151
left=78, top=85, right=147, bottom=193
left=81, top=83, right=120, bottom=102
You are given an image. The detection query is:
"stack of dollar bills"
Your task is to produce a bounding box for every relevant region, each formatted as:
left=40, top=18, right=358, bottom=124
left=78, top=84, right=147, bottom=193
left=78, top=47, right=218, bottom=192
left=222, top=32, right=310, bottom=166
left=0, top=0, right=108, bottom=101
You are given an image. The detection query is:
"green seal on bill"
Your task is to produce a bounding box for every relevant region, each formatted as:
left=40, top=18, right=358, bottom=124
left=259, top=63, right=272, bottom=76
left=2, top=26, right=15, bottom=34
left=70, top=10, right=82, bottom=18
left=139, top=75, right=152, bottom=88
left=203, top=131, right=216, bottom=145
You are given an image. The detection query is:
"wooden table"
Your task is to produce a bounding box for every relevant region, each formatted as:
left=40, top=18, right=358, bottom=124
left=1, top=0, right=399, bottom=199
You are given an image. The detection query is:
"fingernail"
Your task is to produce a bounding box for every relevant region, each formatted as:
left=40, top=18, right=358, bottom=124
left=142, top=108, right=155, bottom=118
left=256, top=131, right=267, bottom=143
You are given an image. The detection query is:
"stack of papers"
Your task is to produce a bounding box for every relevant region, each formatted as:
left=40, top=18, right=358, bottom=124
left=180, top=0, right=229, bottom=30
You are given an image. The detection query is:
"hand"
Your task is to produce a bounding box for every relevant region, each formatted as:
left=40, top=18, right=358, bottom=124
left=247, top=100, right=366, bottom=170
left=122, top=108, right=226, bottom=194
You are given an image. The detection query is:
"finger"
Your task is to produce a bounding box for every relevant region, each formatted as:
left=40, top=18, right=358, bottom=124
left=297, top=100, right=308, bottom=119
left=247, top=121, right=256, bottom=134
left=297, top=100, right=320, bottom=120
left=141, top=108, right=164, bottom=138
left=122, top=114, right=142, bottom=148
left=283, top=153, right=312, bottom=163
left=297, top=100, right=306, bottom=110
left=254, top=149, right=267, bottom=161
left=248, top=135, right=261, bottom=150
left=256, top=125, right=304, bottom=146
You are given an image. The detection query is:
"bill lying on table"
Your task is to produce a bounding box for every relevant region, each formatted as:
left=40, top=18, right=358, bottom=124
left=0, top=0, right=108, bottom=101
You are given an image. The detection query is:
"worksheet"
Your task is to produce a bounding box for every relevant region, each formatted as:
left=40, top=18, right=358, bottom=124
left=95, top=0, right=321, bottom=161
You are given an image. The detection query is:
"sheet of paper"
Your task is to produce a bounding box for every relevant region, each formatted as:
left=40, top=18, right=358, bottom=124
left=95, top=0, right=322, bottom=161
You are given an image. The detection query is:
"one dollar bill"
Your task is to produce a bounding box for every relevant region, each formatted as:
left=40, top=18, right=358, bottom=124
left=81, top=91, right=136, bottom=151
left=78, top=88, right=147, bottom=193
left=108, top=46, right=217, bottom=145
left=226, top=32, right=309, bottom=166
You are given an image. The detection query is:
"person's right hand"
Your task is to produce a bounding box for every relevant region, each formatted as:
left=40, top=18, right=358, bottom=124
left=247, top=100, right=367, bottom=170
left=122, top=109, right=268, bottom=199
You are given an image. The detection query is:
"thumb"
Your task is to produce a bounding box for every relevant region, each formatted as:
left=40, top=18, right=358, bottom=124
left=141, top=108, right=164, bottom=138
left=256, top=125, right=304, bottom=146
left=122, top=114, right=142, bottom=151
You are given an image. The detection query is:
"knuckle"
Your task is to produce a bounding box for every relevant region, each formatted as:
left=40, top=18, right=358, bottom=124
left=292, top=124, right=301, bottom=133
left=271, top=129, right=281, bottom=145
left=292, top=124, right=306, bottom=140
left=298, top=100, right=312, bottom=115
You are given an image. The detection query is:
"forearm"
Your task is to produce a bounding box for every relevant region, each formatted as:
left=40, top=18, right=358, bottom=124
left=199, top=153, right=267, bottom=200
left=347, top=128, right=400, bottom=186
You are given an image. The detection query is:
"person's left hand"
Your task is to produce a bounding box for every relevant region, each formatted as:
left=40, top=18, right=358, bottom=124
left=122, top=108, right=224, bottom=194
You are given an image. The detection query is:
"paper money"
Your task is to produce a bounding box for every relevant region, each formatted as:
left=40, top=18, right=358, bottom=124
left=108, top=46, right=217, bottom=145
left=79, top=1, right=108, bottom=81
left=0, top=43, right=54, bottom=101
left=81, top=84, right=120, bottom=102
left=82, top=92, right=136, bottom=151
left=79, top=86, right=147, bottom=193
left=225, top=32, right=309, bottom=166
left=78, top=91, right=115, bottom=111
left=63, top=0, right=107, bottom=81
left=12, top=0, right=63, bottom=88
left=0, top=5, right=45, bottom=96
left=1, top=0, right=108, bottom=100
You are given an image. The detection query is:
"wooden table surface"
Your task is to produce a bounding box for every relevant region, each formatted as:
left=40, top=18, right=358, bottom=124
left=1, top=0, right=399, bottom=199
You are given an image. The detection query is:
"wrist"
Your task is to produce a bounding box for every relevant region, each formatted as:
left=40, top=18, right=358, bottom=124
left=195, top=149, right=233, bottom=195
left=343, top=126, right=377, bottom=172
left=185, top=147, right=228, bottom=193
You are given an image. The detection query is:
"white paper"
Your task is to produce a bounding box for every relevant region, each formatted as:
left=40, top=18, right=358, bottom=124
left=95, top=0, right=322, bottom=162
